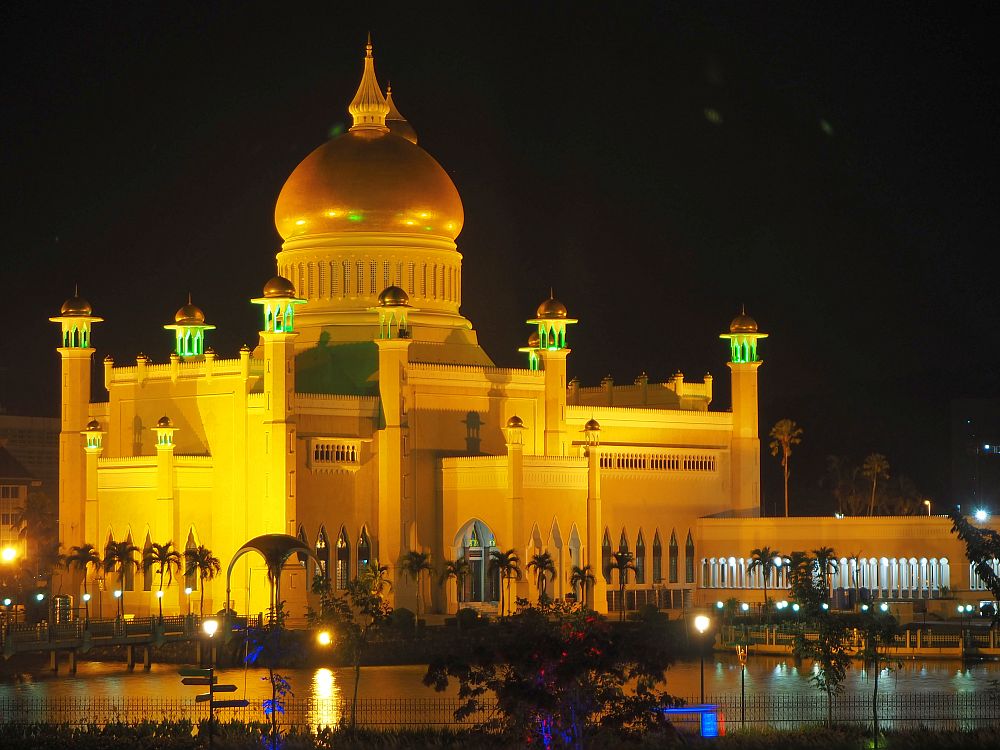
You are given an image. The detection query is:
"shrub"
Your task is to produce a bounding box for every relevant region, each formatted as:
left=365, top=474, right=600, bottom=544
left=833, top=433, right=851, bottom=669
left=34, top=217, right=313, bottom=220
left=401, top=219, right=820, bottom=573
left=455, top=607, right=484, bottom=629
left=389, top=607, right=416, bottom=635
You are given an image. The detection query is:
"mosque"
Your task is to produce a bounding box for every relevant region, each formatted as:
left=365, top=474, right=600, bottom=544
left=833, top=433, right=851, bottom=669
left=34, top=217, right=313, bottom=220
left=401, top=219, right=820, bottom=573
left=49, top=41, right=995, bottom=621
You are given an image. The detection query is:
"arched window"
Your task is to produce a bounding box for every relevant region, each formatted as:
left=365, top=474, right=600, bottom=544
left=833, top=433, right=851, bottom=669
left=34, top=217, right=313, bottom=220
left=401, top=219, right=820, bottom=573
left=335, top=529, right=350, bottom=589
left=668, top=531, right=678, bottom=584
left=684, top=531, right=695, bottom=584
left=315, top=527, right=330, bottom=583
left=602, top=529, right=612, bottom=584
left=184, top=529, right=197, bottom=590
left=124, top=532, right=136, bottom=591
left=652, top=531, right=663, bottom=584
left=142, top=534, right=153, bottom=592
left=357, top=528, right=372, bottom=578
left=635, top=531, right=646, bottom=584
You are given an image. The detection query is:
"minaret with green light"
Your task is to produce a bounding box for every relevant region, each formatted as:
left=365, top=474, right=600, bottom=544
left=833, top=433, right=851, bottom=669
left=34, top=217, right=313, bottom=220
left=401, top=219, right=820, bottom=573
left=50, top=288, right=102, bottom=581
left=720, top=308, right=767, bottom=513
left=164, top=295, right=215, bottom=360
left=527, top=292, right=578, bottom=456
left=252, top=276, right=305, bottom=534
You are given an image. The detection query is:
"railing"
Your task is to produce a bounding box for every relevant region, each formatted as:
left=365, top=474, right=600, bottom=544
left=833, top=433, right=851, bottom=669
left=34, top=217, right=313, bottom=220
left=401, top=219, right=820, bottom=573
left=1, top=693, right=999, bottom=730
left=720, top=625, right=999, bottom=652
left=0, top=614, right=222, bottom=651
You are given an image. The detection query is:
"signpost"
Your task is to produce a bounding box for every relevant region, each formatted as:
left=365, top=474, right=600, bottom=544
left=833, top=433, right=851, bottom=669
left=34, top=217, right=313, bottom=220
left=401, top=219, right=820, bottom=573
left=179, top=667, right=249, bottom=749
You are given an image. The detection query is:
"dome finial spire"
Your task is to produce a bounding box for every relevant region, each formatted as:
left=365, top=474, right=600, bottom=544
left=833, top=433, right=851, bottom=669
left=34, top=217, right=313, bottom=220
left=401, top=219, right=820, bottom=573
left=349, top=34, right=389, bottom=131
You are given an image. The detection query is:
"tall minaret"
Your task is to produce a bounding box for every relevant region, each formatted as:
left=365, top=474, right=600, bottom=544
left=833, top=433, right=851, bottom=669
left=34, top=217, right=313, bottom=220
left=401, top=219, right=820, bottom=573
left=252, top=277, right=305, bottom=532
left=527, top=293, right=578, bottom=457
left=50, top=290, right=102, bottom=555
left=720, top=308, right=767, bottom=514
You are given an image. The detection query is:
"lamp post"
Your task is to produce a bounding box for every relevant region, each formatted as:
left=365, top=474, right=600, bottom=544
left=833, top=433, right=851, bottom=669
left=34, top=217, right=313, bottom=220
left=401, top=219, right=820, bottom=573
left=694, top=614, right=711, bottom=704
left=185, top=587, right=193, bottom=617
left=923, top=499, right=931, bottom=516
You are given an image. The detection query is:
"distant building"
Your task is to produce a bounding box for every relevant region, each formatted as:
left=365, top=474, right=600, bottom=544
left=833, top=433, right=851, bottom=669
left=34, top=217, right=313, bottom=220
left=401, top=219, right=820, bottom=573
left=0, top=445, right=40, bottom=554
left=952, top=399, right=1000, bottom=514
left=0, top=415, right=59, bottom=498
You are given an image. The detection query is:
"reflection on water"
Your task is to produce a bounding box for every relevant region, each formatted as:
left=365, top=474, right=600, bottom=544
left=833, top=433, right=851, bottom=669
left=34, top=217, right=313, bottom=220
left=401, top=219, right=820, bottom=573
left=1, top=656, right=998, bottom=704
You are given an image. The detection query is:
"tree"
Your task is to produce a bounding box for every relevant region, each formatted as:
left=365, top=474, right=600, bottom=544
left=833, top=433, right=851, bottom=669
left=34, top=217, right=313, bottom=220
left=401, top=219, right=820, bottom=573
left=142, top=540, right=182, bottom=622
left=793, top=612, right=853, bottom=727
left=570, top=564, right=596, bottom=608
left=607, top=551, right=637, bottom=622
left=769, top=419, right=803, bottom=517
left=184, top=545, right=221, bottom=618
left=859, top=609, right=899, bottom=750
left=11, top=491, right=62, bottom=589
left=786, top=550, right=822, bottom=608
left=488, top=549, right=521, bottom=617
left=64, top=543, right=101, bottom=622
left=527, top=551, right=556, bottom=602
left=425, top=607, right=680, bottom=748
left=813, top=546, right=838, bottom=602
left=862, top=453, right=890, bottom=516
left=949, top=509, right=1000, bottom=625
left=310, top=562, right=392, bottom=729
left=103, top=540, right=139, bottom=618
left=747, top=547, right=782, bottom=625
left=440, top=557, right=471, bottom=605
left=400, top=550, right=433, bottom=615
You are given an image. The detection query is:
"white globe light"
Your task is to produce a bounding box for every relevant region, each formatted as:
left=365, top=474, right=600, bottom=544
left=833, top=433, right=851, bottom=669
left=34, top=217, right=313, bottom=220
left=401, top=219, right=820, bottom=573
left=740, top=602, right=749, bottom=612
left=716, top=601, right=724, bottom=609
left=880, top=602, right=889, bottom=612
left=185, top=587, right=193, bottom=596
left=36, top=592, right=45, bottom=601
left=202, top=618, right=219, bottom=637
left=773, top=556, right=783, bottom=567
left=694, top=615, right=711, bottom=634
left=974, top=509, right=990, bottom=523
left=82, top=593, right=91, bottom=602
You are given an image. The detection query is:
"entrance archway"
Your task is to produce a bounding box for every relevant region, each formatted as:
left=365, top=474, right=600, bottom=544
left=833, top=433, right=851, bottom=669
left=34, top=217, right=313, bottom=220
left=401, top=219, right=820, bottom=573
left=453, top=519, right=499, bottom=604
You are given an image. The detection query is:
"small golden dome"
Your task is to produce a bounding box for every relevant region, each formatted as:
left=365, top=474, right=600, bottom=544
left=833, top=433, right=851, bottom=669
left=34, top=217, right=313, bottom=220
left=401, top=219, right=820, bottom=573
left=584, top=418, right=601, bottom=432
left=527, top=332, right=540, bottom=347
left=536, top=295, right=568, bottom=319
left=506, top=415, right=524, bottom=429
left=157, top=416, right=173, bottom=428
left=60, top=295, right=93, bottom=316
left=263, top=276, right=297, bottom=298
left=377, top=286, right=409, bottom=306
left=174, top=298, right=206, bottom=325
left=729, top=309, right=758, bottom=334
left=86, top=419, right=101, bottom=431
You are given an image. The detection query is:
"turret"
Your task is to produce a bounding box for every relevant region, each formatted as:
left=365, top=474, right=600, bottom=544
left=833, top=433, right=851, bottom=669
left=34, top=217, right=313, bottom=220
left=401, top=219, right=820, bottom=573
left=527, top=293, right=578, bottom=456
left=50, top=289, right=102, bottom=576
left=164, top=295, right=215, bottom=360
left=720, top=308, right=767, bottom=513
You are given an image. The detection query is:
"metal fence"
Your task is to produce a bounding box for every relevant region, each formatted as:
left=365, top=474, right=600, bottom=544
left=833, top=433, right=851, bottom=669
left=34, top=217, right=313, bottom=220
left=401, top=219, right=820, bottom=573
left=1, top=693, right=998, bottom=731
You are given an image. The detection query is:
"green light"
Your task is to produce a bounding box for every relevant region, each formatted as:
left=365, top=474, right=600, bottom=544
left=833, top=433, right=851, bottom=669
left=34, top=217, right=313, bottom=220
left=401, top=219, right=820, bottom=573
left=348, top=213, right=362, bottom=222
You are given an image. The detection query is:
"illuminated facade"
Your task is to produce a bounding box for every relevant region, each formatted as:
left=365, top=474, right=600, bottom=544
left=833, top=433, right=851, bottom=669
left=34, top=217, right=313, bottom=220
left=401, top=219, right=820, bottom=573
left=53, top=42, right=997, bottom=620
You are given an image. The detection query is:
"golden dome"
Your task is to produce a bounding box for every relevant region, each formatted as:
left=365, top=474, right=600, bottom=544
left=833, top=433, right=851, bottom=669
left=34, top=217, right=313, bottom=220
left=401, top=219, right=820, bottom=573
left=527, top=332, right=540, bottom=347
left=729, top=308, right=758, bottom=334
left=60, top=294, right=93, bottom=317
left=157, top=416, right=173, bottom=428
left=86, top=419, right=101, bottom=431
left=378, top=285, right=409, bottom=306
left=584, top=418, right=601, bottom=432
left=274, top=42, right=463, bottom=242
left=263, top=276, right=297, bottom=298
left=506, top=415, right=524, bottom=429
left=535, top=295, right=568, bottom=319
left=174, top=298, right=206, bottom=325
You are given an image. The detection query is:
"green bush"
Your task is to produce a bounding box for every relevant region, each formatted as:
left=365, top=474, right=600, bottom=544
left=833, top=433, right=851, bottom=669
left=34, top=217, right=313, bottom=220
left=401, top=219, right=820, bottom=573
left=388, top=607, right=416, bottom=635
left=455, top=607, right=484, bottom=629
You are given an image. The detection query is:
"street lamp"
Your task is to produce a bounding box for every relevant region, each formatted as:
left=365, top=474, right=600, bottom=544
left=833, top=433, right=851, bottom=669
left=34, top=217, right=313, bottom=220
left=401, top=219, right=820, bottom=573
left=1, top=546, right=17, bottom=563
left=974, top=509, right=990, bottom=523
left=923, top=499, right=932, bottom=516
left=185, top=587, right=193, bottom=616
left=317, top=630, right=332, bottom=646
left=202, top=618, right=219, bottom=638
left=694, top=614, right=712, bottom=704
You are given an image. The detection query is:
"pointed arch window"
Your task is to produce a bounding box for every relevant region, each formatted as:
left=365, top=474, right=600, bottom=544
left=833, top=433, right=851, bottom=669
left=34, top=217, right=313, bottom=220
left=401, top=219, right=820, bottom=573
left=184, top=529, right=198, bottom=590
left=668, top=531, right=678, bottom=584
left=602, top=529, right=612, bottom=584
left=335, top=529, right=350, bottom=589
left=652, top=531, right=663, bottom=583
left=297, top=525, right=310, bottom=571
left=124, top=532, right=136, bottom=591
left=635, top=531, right=646, bottom=584
left=684, top=531, right=695, bottom=584
left=142, top=535, right=154, bottom=592
left=315, top=527, right=330, bottom=584
left=357, top=528, right=372, bottom=578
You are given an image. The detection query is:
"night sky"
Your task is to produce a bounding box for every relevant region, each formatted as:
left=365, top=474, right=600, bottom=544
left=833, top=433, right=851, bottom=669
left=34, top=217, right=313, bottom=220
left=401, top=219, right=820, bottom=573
left=2, top=3, right=997, bottom=513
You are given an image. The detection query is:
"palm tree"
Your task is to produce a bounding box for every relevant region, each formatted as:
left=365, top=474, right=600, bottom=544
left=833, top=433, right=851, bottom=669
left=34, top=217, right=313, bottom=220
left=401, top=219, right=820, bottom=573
left=400, top=550, right=433, bottom=615
left=143, top=541, right=182, bottom=622
left=748, top=546, right=783, bottom=625
left=570, top=564, right=596, bottom=608
left=64, top=543, right=101, bottom=622
left=862, top=453, right=890, bottom=516
left=439, top=557, right=471, bottom=605
left=184, top=545, right=221, bottom=618
left=103, top=540, right=139, bottom=618
left=488, top=549, right=521, bottom=617
left=362, top=559, right=393, bottom=600
left=813, top=546, right=838, bottom=601
left=769, top=419, right=803, bottom=517
left=526, top=551, right=556, bottom=602
left=608, top=551, right=637, bottom=622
